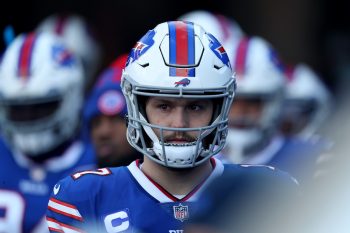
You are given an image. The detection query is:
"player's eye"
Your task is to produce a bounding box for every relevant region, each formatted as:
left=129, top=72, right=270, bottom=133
left=188, top=104, right=202, bottom=111
left=158, top=104, right=169, bottom=110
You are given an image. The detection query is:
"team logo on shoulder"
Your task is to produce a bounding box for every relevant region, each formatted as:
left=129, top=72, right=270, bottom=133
left=53, top=183, right=61, bottom=195
left=173, top=204, right=189, bottom=222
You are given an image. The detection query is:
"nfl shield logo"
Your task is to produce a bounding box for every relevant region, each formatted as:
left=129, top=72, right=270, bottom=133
left=173, top=204, right=189, bottom=222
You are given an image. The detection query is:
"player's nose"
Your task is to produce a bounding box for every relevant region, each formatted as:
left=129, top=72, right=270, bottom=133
left=170, top=107, right=188, bottom=128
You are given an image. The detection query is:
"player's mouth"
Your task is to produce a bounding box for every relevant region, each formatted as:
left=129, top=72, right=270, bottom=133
left=96, top=144, right=114, bottom=158
left=163, top=139, right=197, bottom=146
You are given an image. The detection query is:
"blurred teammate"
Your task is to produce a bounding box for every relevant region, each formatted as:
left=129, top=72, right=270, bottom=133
left=83, top=54, right=141, bottom=167
left=46, top=21, right=296, bottom=232
left=221, top=36, right=329, bottom=184
left=281, top=63, right=332, bottom=139
left=36, top=13, right=102, bottom=92
left=178, top=10, right=244, bottom=56
left=0, top=31, right=96, bottom=232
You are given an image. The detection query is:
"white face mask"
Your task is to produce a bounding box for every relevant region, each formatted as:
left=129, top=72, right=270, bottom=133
left=222, top=128, right=262, bottom=163
left=13, top=130, right=57, bottom=156
left=152, top=141, right=202, bottom=167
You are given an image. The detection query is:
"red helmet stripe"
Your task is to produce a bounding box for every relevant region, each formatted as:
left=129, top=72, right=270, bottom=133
left=175, top=21, right=189, bottom=67
left=215, top=14, right=230, bottom=42
left=55, top=14, right=68, bottom=35
left=18, top=33, right=37, bottom=79
left=168, top=21, right=196, bottom=77
left=235, top=37, right=249, bottom=76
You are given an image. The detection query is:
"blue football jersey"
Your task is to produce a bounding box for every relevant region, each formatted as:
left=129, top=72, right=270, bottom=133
left=221, top=135, right=331, bottom=184
left=0, top=137, right=96, bottom=233
left=46, top=158, right=297, bottom=233
left=251, top=136, right=329, bottom=184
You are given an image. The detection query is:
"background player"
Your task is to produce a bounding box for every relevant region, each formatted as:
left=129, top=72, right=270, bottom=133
left=0, top=31, right=96, bottom=232
left=221, top=35, right=330, bottom=185
left=281, top=63, right=333, bottom=140
left=83, top=54, right=141, bottom=167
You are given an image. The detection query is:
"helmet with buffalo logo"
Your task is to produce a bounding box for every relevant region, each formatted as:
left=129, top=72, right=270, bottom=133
left=177, top=10, right=244, bottom=56
left=0, top=31, right=84, bottom=157
left=36, top=13, right=102, bottom=90
left=121, top=21, right=236, bottom=168
left=224, top=36, right=286, bottom=162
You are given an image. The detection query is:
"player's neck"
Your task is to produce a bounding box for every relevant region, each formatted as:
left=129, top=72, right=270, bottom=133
left=141, top=157, right=213, bottom=196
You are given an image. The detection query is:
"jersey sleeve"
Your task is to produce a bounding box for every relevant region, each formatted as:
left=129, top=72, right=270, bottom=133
left=46, top=168, right=113, bottom=233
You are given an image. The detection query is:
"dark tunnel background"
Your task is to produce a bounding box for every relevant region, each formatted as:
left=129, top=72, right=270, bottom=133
left=1, top=0, right=349, bottom=97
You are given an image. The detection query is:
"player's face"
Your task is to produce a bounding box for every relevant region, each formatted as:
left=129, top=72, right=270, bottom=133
left=145, top=97, right=213, bottom=143
left=91, top=115, right=135, bottom=166
left=228, top=97, right=263, bottom=129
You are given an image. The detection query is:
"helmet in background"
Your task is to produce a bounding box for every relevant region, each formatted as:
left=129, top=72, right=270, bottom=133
left=83, top=57, right=127, bottom=129
left=0, top=31, right=84, bottom=156
left=178, top=10, right=244, bottom=56
left=225, top=36, right=286, bottom=162
left=282, top=63, right=332, bottom=139
left=36, top=13, right=102, bottom=89
left=121, top=21, right=236, bottom=168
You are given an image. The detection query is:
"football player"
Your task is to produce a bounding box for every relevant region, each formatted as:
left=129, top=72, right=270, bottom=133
left=178, top=9, right=244, bottom=56
left=281, top=63, right=332, bottom=139
left=46, top=21, right=297, bottom=233
left=83, top=54, right=142, bottom=167
left=0, top=31, right=96, bottom=232
left=221, top=35, right=330, bottom=184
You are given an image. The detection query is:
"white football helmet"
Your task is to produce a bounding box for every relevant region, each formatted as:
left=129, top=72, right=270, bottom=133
left=121, top=21, right=236, bottom=168
left=177, top=10, right=244, bottom=56
left=36, top=13, right=102, bottom=89
left=282, top=63, right=332, bottom=139
left=0, top=31, right=84, bottom=156
left=224, top=36, right=286, bottom=162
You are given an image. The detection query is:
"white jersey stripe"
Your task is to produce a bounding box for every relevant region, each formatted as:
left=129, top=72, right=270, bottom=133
left=47, top=217, right=85, bottom=233
left=127, top=161, right=173, bottom=203
left=48, top=198, right=83, bottom=221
